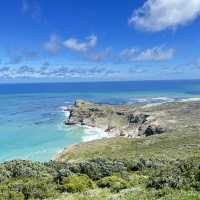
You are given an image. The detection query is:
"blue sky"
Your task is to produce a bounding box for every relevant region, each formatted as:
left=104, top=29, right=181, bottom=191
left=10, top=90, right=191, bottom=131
left=0, top=0, right=200, bottom=82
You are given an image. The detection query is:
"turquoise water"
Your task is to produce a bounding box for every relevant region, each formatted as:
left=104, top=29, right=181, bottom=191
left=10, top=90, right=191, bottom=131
left=1, top=80, right=200, bottom=162
left=0, top=93, right=85, bottom=161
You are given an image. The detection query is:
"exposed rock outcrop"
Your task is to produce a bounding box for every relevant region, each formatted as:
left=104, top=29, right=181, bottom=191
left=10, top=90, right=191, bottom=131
left=144, top=125, right=165, bottom=136
left=64, top=100, right=166, bottom=138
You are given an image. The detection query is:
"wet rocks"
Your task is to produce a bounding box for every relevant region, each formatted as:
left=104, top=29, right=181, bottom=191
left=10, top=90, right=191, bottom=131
left=64, top=121, right=77, bottom=125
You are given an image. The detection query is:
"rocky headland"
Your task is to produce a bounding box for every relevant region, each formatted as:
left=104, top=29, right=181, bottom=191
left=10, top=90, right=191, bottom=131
left=63, top=99, right=196, bottom=138
left=57, top=99, right=200, bottom=162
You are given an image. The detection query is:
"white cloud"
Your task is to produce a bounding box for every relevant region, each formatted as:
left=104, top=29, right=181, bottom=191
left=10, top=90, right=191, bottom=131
left=0, top=65, right=119, bottom=79
left=129, top=0, right=200, bottom=31
left=63, top=35, right=97, bottom=52
left=120, top=48, right=138, bottom=59
left=120, top=46, right=175, bottom=61
left=44, top=34, right=60, bottom=54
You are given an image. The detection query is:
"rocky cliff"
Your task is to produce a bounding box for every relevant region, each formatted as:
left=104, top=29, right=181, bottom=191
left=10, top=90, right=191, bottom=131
left=64, top=100, right=166, bottom=138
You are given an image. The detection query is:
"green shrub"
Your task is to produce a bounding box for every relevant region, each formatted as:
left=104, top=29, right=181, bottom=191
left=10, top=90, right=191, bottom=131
left=2, top=177, right=57, bottom=200
left=125, top=160, right=144, bottom=171
left=147, top=159, right=200, bottom=190
left=22, top=177, right=57, bottom=199
left=80, top=158, right=126, bottom=180
left=3, top=160, right=51, bottom=178
left=147, top=167, right=184, bottom=189
left=1, top=157, right=200, bottom=199
left=129, top=173, right=148, bottom=187
left=0, top=185, right=24, bottom=200
left=0, top=166, right=11, bottom=183
left=61, top=175, right=94, bottom=193
left=79, top=159, right=113, bottom=180
left=97, top=176, right=129, bottom=192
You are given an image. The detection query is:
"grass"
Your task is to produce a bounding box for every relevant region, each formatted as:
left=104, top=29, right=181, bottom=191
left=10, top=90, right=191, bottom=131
left=57, top=129, right=200, bottom=162
left=52, top=188, right=200, bottom=200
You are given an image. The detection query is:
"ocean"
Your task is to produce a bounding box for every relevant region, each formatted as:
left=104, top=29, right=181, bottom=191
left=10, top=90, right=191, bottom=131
left=1, top=80, right=200, bottom=162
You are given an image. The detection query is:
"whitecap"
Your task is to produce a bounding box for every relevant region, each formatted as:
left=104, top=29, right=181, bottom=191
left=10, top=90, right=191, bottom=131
left=151, top=97, right=175, bottom=101
left=178, top=97, right=200, bottom=102
left=142, top=102, right=164, bottom=108
left=82, top=126, right=111, bottom=142
left=59, top=106, right=68, bottom=111
left=64, top=111, right=70, bottom=118
left=129, top=97, right=175, bottom=104
left=59, top=106, right=71, bottom=118
left=135, top=98, right=149, bottom=103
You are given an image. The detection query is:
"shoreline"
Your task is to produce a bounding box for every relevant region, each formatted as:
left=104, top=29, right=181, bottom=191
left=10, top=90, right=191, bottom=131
left=61, top=106, right=113, bottom=140
left=54, top=98, right=200, bottom=161
left=53, top=124, right=112, bottom=161
left=53, top=144, right=77, bottom=161
left=54, top=108, right=112, bottom=161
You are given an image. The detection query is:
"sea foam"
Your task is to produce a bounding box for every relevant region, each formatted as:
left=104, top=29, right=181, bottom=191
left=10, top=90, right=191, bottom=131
left=179, top=97, right=200, bottom=102
left=82, top=126, right=111, bottom=142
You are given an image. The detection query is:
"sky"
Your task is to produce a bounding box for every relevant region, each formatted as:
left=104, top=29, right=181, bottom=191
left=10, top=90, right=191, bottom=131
left=0, top=0, right=200, bottom=82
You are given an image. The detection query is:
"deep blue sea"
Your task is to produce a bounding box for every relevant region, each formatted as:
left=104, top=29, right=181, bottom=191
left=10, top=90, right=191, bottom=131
left=1, top=80, right=200, bottom=162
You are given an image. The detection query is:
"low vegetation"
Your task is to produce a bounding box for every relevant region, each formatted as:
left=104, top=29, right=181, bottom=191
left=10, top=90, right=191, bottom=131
left=61, top=175, right=94, bottom=193
left=1, top=157, right=200, bottom=199
left=97, top=175, right=129, bottom=192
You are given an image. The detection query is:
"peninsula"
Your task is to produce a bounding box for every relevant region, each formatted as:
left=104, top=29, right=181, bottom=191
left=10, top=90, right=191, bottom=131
left=63, top=99, right=200, bottom=139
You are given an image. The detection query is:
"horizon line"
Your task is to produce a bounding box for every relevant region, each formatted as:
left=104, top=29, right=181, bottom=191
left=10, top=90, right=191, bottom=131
left=0, top=78, right=200, bottom=85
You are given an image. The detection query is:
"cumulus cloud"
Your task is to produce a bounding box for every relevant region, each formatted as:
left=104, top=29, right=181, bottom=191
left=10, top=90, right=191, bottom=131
left=63, top=35, right=97, bottom=52
left=120, top=46, right=175, bottom=61
left=120, top=48, right=138, bottom=60
left=129, top=0, right=200, bottom=31
left=44, top=34, right=61, bottom=54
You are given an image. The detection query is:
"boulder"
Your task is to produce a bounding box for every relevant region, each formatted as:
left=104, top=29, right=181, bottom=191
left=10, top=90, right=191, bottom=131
left=64, top=120, right=78, bottom=125
left=128, top=113, right=149, bottom=124
left=144, top=125, right=165, bottom=136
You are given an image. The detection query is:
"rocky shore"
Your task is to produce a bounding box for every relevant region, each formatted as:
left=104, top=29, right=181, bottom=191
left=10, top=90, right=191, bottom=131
left=64, top=100, right=167, bottom=138
left=63, top=99, right=200, bottom=139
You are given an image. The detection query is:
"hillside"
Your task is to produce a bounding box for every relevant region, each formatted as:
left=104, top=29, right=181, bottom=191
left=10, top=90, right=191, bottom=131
left=1, top=101, right=200, bottom=200
left=57, top=100, right=200, bottom=162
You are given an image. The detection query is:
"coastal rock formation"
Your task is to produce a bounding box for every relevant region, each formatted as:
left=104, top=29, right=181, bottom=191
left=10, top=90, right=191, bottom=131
left=64, top=100, right=166, bottom=138
left=144, top=125, right=165, bottom=136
